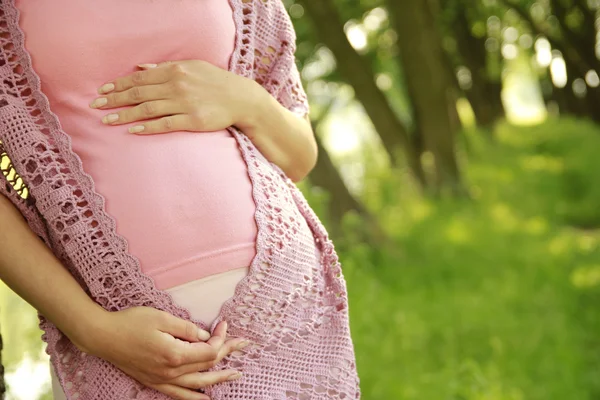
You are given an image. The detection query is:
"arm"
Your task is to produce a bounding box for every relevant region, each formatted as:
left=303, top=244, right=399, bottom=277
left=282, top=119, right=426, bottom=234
left=0, top=194, right=245, bottom=399
left=235, top=80, right=317, bottom=182
left=0, top=194, right=107, bottom=353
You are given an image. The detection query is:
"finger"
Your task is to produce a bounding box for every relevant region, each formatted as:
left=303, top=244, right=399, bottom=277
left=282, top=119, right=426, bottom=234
left=159, top=313, right=211, bottom=342
left=214, top=337, right=249, bottom=362
left=100, top=66, right=172, bottom=94
left=90, top=83, right=171, bottom=109
left=170, top=370, right=242, bottom=390
left=127, top=114, right=194, bottom=135
left=101, top=100, right=182, bottom=125
left=167, top=321, right=234, bottom=367
left=171, top=338, right=250, bottom=376
left=149, top=383, right=210, bottom=400
left=206, top=321, right=228, bottom=351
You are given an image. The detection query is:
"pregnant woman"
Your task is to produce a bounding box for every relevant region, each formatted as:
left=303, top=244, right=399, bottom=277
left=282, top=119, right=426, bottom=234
left=0, top=1, right=359, bottom=399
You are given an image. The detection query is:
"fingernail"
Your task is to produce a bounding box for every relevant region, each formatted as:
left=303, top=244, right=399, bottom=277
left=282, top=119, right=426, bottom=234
left=89, top=97, right=107, bottom=108
left=98, top=83, right=115, bottom=94
left=129, top=125, right=145, bottom=134
left=227, top=372, right=242, bottom=381
left=102, top=113, right=119, bottom=124
left=236, top=340, right=250, bottom=350
left=222, top=321, right=228, bottom=331
left=137, top=63, right=158, bottom=68
left=197, top=329, right=211, bottom=341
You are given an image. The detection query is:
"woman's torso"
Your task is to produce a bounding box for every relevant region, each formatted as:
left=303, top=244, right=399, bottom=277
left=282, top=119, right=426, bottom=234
left=15, top=0, right=257, bottom=290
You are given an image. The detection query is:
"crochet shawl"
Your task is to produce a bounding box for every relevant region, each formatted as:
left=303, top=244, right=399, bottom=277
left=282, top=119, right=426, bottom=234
left=0, top=0, right=360, bottom=399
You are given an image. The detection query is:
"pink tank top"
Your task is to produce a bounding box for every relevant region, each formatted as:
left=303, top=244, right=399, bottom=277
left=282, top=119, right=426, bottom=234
left=16, top=0, right=257, bottom=290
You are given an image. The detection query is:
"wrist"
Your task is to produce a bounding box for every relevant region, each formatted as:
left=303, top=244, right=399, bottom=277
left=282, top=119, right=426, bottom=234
left=67, top=304, right=112, bottom=355
left=233, top=78, right=272, bottom=136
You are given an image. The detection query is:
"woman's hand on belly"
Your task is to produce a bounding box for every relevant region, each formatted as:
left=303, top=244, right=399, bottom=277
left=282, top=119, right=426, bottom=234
left=84, top=307, right=249, bottom=399
left=88, top=59, right=318, bottom=181
left=88, top=60, right=253, bottom=135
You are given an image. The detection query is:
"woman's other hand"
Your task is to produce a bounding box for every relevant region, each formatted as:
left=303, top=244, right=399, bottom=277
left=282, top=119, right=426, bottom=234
left=80, top=307, right=249, bottom=400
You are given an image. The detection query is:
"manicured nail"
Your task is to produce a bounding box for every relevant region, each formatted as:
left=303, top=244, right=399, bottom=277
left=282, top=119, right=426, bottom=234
left=128, top=125, right=145, bottom=134
left=102, top=113, right=119, bottom=124
left=227, top=372, right=242, bottom=381
left=236, top=340, right=250, bottom=350
left=89, top=97, right=107, bottom=108
left=197, top=329, right=211, bottom=341
left=97, top=83, right=115, bottom=94
left=137, top=63, right=158, bottom=68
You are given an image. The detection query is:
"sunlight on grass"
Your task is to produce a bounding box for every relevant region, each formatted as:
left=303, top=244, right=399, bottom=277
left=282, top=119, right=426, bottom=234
left=570, top=265, right=600, bottom=289
left=489, top=203, right=519, bottom=232
left=522, top=216, right=548, bottom=236
left=548, top=234, right=573, bottom=257
left=576, top=234, right=598, bottom=253
left=519, top=155, right=564, bottom=173
left=407, top=200, right=434, bottom=223
left=445, top=217, right=471, bottom=244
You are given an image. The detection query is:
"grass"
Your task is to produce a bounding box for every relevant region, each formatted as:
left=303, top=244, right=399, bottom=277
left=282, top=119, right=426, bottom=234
left=2, top=118, right=600, bottom=399
left=312, top=117, right=600, bottom=399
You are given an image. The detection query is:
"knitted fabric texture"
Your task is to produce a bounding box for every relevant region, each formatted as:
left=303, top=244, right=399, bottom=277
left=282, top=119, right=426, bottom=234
left=0, top=0, right=360, bottom=399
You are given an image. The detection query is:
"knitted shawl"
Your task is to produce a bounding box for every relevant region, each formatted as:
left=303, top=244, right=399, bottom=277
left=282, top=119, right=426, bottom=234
left=0, top=0, right=360, bottom=399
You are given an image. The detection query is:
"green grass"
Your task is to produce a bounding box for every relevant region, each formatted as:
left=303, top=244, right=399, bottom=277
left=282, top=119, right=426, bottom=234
left=2, top=118, right=600, bottom=399
left=316, top=117, right=600, bottom=399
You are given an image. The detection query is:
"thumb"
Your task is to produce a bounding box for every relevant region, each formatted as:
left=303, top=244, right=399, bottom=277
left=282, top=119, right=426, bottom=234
left=159, top=312, right=211, bottom=342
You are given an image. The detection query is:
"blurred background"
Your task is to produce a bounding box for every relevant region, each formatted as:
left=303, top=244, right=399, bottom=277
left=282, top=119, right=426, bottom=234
left=2, top=0, right=600, bottom=398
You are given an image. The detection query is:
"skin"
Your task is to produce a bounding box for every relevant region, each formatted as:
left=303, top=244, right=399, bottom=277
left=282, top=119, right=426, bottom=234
left=88, top=60, right=318, bottom=182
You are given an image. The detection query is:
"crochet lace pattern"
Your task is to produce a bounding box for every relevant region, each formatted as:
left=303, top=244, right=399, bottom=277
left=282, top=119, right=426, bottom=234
left=0, top=0, right=360, bottom=399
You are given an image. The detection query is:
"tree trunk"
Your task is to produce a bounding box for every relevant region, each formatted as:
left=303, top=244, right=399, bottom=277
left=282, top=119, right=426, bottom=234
left=467, top=80, right=504, bottom=127
left=451, top=6, right=505, bottom=127
left=388, top=0, right=464, bottom=195
left=297, top=0, right=427, bottom=187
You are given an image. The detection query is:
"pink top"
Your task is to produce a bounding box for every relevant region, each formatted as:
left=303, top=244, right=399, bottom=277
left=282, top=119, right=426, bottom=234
left=15, top=0, right=257, bottom=290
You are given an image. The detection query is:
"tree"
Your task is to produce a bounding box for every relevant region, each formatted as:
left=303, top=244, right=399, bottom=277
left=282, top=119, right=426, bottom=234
left=387, top=0, right=465, bottom=195
left=297, top=0, right=427, bottom=187
left=441, top=0, right=506, bottom=128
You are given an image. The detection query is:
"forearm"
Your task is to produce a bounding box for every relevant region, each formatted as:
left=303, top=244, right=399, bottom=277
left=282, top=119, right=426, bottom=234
left=235, top=80, right=317, bottom=182
left=0, top=194, right=107, bottom=352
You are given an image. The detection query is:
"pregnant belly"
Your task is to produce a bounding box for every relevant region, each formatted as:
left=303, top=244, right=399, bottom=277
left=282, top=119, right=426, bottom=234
left=73, top=128, right=258, bottom=290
